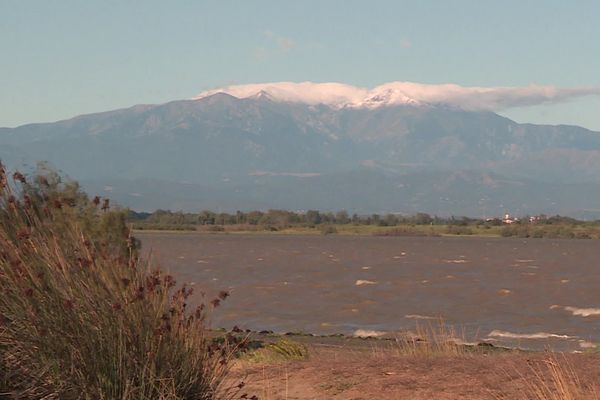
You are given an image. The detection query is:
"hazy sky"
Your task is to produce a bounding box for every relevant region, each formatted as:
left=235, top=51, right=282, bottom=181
left=2, top=0, right=600, bottom=129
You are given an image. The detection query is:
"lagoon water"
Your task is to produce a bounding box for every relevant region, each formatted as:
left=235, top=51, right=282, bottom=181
left=139, top=233, right=600, bottom=351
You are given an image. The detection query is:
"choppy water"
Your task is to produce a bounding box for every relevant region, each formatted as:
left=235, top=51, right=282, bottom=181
left=139, top=233, right=600, bottom=351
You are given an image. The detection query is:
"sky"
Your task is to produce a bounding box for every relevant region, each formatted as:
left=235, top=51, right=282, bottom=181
left=2, top=0, right=600, bottom=129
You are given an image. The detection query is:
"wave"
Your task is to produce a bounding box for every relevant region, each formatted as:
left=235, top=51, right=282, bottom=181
left=355, top=280, right=377, bottom=286
left=549, top=305, right=600, bottom=317
left=564, top=306, right=600, bottom=317
left=353, top=329, right=386, bottom=337
left=404, top=314, right=437, bottom=320
left=487, top=330, right=575, bottom=340
left=579, top=341, right=596, bottom=349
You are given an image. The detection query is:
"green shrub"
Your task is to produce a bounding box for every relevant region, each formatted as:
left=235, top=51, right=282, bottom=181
left=320, top=225, right=338, bottom=235
left=445, top=225, right=473, bottom=235
left=531, top=229, right=545, bottom=238
left=207, top=225, right=225, bottom=232
left=374, top=227, right=437, bottom=237
left=268, top=339, right=308, bottom=360
left=242, top=339, right=308, bottom=363
left=133, top=223, right=197, bottom=231
left=501, top=225, right=530, bottom=238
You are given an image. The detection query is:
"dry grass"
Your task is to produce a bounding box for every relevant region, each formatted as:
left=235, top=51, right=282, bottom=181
left=513, top=354, right=599, bottom=400
left=389, top=322, right=600, bottom=399
left=387, top=320, right=476, bottom=358
left=0, top=164, right=244, bottom=399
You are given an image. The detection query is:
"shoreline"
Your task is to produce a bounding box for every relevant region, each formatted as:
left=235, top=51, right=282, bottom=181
left=132, top=222, right=600, bottom=239
left=218, top=326, right=593, bottom=354
left=228, top=330, right=600, bottom=399
left=134, top=227, right=497, bottom=237
left=220, top=328, right=520, bottom=353
left=133, top=227, right=598, bottom=240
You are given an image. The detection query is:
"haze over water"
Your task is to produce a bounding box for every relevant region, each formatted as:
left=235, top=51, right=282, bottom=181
left=139, top=233, right=600, bottom=351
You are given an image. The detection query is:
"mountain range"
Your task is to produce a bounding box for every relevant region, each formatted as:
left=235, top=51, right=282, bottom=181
left=2, top=82, right=600, bottom=218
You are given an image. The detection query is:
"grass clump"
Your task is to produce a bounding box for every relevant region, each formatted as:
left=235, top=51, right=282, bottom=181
left=241, top=339, right=308, bottom=364
left=0, top=163, right=243, bottom=399
left=390, top=321, right=477, bottom=358
left=524, top=357, right=597, bottom=400
left=496, top=355, right=599, bottom=400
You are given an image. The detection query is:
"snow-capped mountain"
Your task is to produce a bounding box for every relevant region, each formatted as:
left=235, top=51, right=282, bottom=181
left=194, top=81, right=600, bottom=111
left=3, top=86, right=600, bottom=216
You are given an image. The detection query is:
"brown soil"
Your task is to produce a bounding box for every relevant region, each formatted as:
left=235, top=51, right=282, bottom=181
left=229, top=338, right=600, bottom=400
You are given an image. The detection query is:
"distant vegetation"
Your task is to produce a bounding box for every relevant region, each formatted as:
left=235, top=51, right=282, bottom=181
left=0, top=164, right=243, bottom=399
left=128, top=209, right=600, bottom=239
left=499, top=216, right=600, bottom=239
left=129, top=209, right=470, bottom=229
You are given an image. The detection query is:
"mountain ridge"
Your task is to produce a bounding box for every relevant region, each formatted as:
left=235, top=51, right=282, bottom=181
left=2, top=93, right=600, bottom=217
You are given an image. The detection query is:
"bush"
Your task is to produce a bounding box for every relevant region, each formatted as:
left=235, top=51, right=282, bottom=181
left=0, top=164, right=241, bottom=399
left=320, top=225, right=338, bottom=235
left=501, top=225, right=530, bottom=238
left=133, top=223, right=197, bottom=231
left=241, top=339, right=308, bottom=363
left=575, top=231, right=592, bottom=239
left=531, top=229, right=545, bottom=238
left=445, top=225, right=473, bottom=235
left=500, top=224, right=587, bottom=239
left=374, top=227, right=438, bottom=237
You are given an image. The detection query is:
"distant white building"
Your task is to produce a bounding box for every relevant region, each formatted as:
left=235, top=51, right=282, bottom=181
left=529, top=214, right=547, bottom=223
left=503, top=213, right=518, bottom=224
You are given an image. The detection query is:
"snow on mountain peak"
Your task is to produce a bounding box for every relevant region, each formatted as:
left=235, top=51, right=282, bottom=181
left=194, top=81, right=600, bottom=111
left=194, top=82, right=374, bottom=108
left=194, top=82, right=424, bottom=109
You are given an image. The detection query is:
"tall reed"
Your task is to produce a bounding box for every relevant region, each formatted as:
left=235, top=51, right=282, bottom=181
left=0, top=163, right=241, bottom=399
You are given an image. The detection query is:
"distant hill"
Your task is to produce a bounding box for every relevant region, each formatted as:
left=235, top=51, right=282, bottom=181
left=2, top=89, right=600, bottom=217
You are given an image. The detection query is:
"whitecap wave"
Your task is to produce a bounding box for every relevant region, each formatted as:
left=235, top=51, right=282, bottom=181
left=353, top=329, right=386, bottom=337
left=487, top=330, right=575, bottom=340
left=579, top=341, right=596, bottom=349
left=564, top=306, right=600, bottom=317
left=355, top=280, right=377, bottom=286
left=549, top=305, right=600, bottom=317
left=404, top=314, right=437, bottom=320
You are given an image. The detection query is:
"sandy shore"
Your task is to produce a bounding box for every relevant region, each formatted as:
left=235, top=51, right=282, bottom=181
left=229, top=333, right=600, bottom=399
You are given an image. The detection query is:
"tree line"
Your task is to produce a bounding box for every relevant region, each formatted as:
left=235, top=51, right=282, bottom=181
left=128, top=209, right=596, bottom=228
